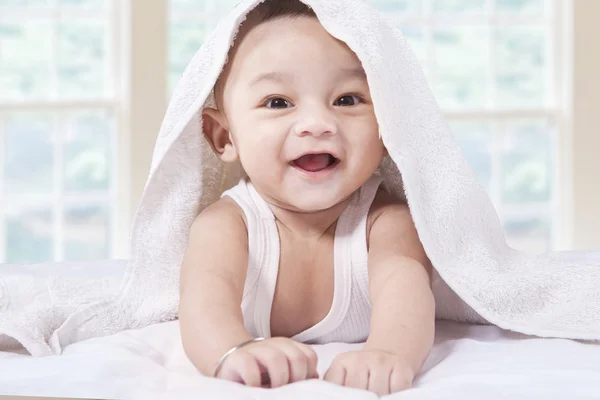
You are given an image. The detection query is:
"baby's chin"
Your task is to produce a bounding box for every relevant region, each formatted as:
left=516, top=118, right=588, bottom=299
left=282, top=193, right=351, bottom=214
left=249, top=177, right=355, bottom=213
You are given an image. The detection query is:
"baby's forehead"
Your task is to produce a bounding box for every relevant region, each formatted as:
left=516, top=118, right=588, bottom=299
left=216, top=16, right=356, bottom=100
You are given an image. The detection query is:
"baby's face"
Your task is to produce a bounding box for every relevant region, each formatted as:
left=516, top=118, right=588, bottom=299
left=218, top=16, right=384, bottom=212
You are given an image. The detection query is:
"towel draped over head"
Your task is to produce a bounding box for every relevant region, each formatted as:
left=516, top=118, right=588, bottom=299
left=1, top=0, right=600, bottom=357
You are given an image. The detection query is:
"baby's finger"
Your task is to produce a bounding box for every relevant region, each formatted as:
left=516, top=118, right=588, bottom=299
left=275, top=342, right=307, bottom=383
left=367, top=367, right=391, bottom=397
left=293, top=342, right=319, bottom=379
left=344, top=365, right=369, bottom=390
left=323, top=362, right=346, bottom=386
left=389, top=367, right=413, bottom=393
left=225, top=351, right=262, bottom=387
left=248, top=346, right=290, bottom=388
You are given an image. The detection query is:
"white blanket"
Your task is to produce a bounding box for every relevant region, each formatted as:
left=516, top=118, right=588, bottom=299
left=2, top=320, right=600, bottom=400
left=1, top=0, right=600, bottom=357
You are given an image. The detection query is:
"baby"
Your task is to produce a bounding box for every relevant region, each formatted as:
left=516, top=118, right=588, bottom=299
left=179, top=0, right=435, bottom=396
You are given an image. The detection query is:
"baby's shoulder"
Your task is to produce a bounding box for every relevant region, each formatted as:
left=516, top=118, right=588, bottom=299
left=191, top=196, right=248, bottom=235
left=366, top=187, right=412, bottom=236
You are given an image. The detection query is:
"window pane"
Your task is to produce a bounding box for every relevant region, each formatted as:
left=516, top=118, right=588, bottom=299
left=168, top=0, right=257, bottom=92
left=432, top=0, right=485, bottom=13
left=58, top=0, right=104, bottom=8
left=171, top=0, right=239, bottom=14
left=170, top=0, right=202, bottom=13
left=501, top=119, right=554, bottom=204
left=0, top=21, right=53, bottom=101
left=496, top=0, right=544, bottom=13
left=3, top=112, right=55, bottom=195
left=432, top=28, right=488, bottom=108
left=401, top=27, right=426, bottom=67
left=5, top=207, right=53, bottom=263
left=169, top=20, right=207, bottom=90
left=494, top=27, right=547, bottom=108
left=504, top=216, right=551, bottom=253
left=64, top=203, right=109, bottom=260
left=58, top=20, right=107, bottom=99
left=451, top=121, right=493, bottom=193
left=65, top=110, right=112, bottom=192
left=0, top=0, right=49, bottom=7
left=371, top=0, right=422, bottom=15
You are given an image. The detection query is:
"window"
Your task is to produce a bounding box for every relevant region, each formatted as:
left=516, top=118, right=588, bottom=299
left=2, top=0, right=586, bottom=263
left=169, top=0, right=560, bottom=254
left=169, top=0, right=240, bottom=93
left=371, top=0, right=559, bottom=254
left=0, top=0, right=118, bottom=263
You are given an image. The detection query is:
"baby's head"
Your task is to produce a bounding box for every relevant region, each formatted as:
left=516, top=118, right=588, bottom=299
left=202, top=0, right=384, bottom=213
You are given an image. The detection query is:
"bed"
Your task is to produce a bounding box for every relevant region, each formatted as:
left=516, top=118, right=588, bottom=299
left=1, top=260, right=600, bottom=400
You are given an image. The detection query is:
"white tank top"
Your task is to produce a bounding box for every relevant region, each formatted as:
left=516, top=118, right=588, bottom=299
left=221, top=174, right=383, bottom=344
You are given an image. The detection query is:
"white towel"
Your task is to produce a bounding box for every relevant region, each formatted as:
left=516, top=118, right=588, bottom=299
left=1, top=0, right=599, bottom=357
left=0, top=260, right=125, bottom=355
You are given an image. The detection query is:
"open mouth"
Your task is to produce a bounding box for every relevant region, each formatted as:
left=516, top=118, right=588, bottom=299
left=290, top=153, right=340, bottom=173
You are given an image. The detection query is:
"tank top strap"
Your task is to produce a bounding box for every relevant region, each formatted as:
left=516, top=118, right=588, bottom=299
left=221, top=178, right=279, bottom=338
left=343, top=174, right=384, bottom=305
left=221, top=178, right=275, bottom=221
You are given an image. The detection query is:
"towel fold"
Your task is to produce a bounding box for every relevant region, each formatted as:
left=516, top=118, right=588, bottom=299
left=0, top=260, right=126, bottom=355
left=1, top=0, right=599, bottom=356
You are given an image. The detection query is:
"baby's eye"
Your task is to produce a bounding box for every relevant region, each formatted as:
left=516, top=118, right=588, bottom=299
left=265, top=98, right=293, bottom=109
left=334, top=95, right=362, bottom=107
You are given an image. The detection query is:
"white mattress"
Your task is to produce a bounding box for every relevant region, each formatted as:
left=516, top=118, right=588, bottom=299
left=1, top=261, right=600, bottom=399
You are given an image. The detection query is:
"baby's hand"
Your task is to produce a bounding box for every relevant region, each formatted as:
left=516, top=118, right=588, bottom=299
left=215, top=337, right=318, bottom=388
left=324, top=349, right=414, bottom=396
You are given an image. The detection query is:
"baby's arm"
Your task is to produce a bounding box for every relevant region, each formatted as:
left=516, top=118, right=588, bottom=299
left=179, top=199, right=253, bottom=375
left=179, top=199, right=318, bottom=387
left=325, top=191, right=435, bottom=395
left=365, top=197, right=435, bottom=369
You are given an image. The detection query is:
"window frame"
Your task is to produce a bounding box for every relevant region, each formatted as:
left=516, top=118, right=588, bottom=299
left=112, top=0, right=168, bottom=258
left=559, top=0, right=600, bottom=250
left=0, top=0, right=122, bottom=262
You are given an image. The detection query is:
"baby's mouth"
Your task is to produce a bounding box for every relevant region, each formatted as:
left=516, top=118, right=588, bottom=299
left=290, top=153, right=339, bottom=173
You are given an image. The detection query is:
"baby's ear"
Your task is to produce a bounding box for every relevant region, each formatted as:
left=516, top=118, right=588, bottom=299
left=201, top=108, right=239, bottom=163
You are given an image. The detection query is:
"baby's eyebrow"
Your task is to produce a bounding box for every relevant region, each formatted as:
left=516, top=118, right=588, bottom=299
left=337, top=66, right=367, bottom=81
left=249, top=71, right=292, bottom=87
left=249, top=66, right=367, bottom=88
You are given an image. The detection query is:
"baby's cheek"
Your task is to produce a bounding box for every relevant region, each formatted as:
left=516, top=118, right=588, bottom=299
left=239, top=142, right=281, bottom=175
left=358, top=136, right=385, bottom=160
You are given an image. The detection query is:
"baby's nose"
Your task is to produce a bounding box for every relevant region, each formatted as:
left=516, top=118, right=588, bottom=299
left=293, top=110, right=338, bottom=137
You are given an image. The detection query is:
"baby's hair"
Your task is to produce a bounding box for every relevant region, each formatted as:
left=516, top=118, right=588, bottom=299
left=214, top=0, right=317, bottom=110
left=246, top=0, right=316, bottom=22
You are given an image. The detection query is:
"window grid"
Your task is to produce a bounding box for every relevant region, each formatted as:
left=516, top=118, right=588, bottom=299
left=422, top=0, right=435, bottom=83
left=107, top=0, right=124, bottom=258
left=0, top=0, right=118, bottom=263
left=548, top=0, right=566, bottom=249
left=51, top=0, right=63, bottom=98
left=485, top=0, right=497, bottom=108
left=0, top=114, right=5, bottom=262
left=52, top=114, right=65, bottom=261
left=490, top=122, right=504, bottom=219
left=0, top=104, right=117, bottom=262
left=395, top=0, right=559, bottom=249
left=544, top=0, right=556, bottom=108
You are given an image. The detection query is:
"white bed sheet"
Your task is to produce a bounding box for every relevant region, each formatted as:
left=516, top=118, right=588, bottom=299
left=1, top=260, right=600, bottom=399
left=1, top=320, right=599, bottom=399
